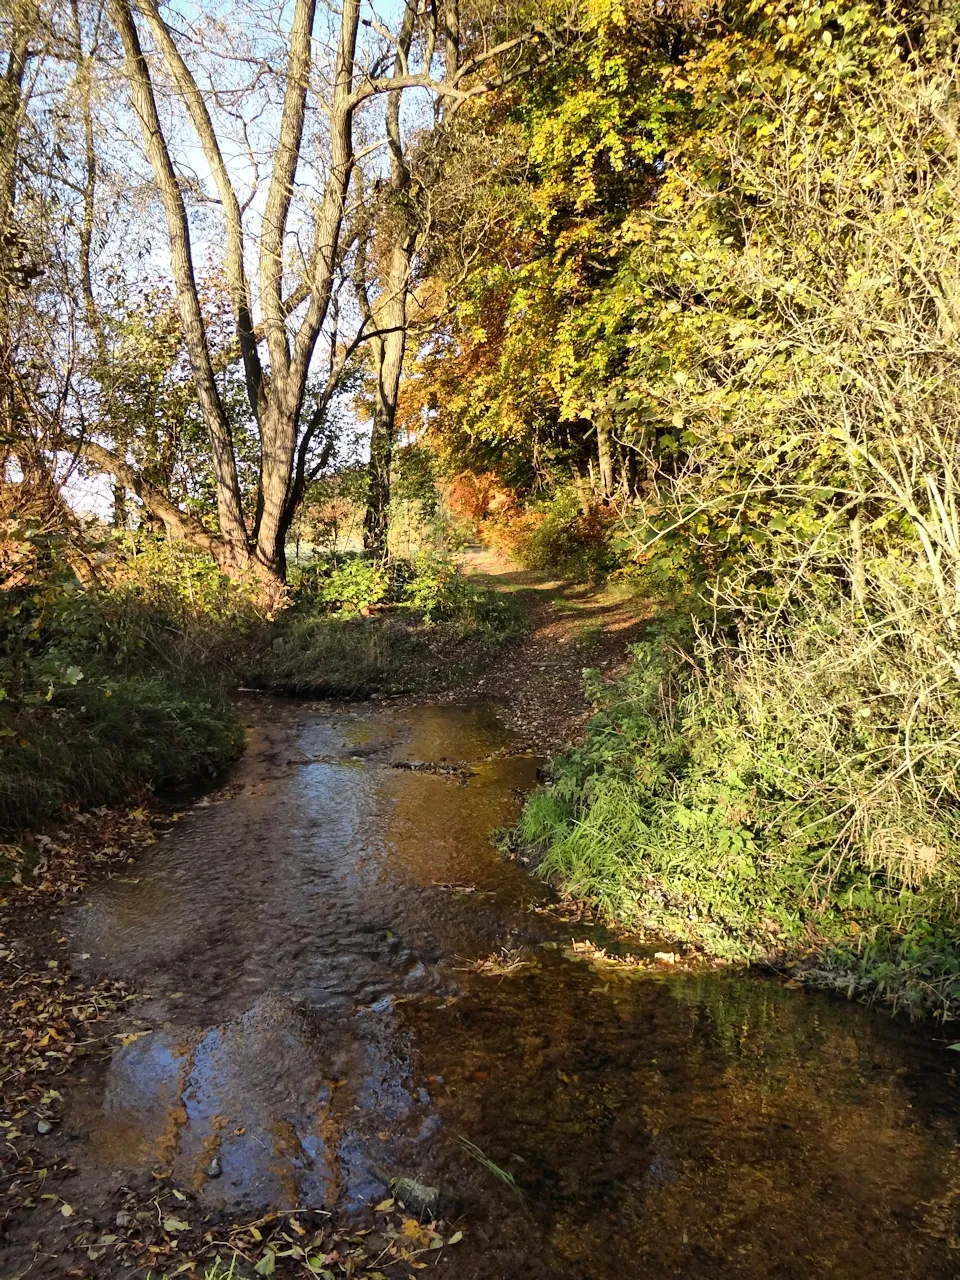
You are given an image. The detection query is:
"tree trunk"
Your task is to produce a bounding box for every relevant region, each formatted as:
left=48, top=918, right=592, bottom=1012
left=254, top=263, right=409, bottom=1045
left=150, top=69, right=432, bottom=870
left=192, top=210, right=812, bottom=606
left=596, top=412, right=615, bottom=500
left=572, top=467, right=592, bottom=515
left=361, top=0, right=417, bottom=560
left=363, top=259, right=409, bottom=559
left=364, top=400, right=396, bottom=558
left=111, top=0, right=249, bottom=567
left=253, top=0, right=360, bottom=579
left=0, top=3, right=37, bottom=448
left=82, top=0, right=543, bottom=597
left=113, top=482, right=127, bottom=529
left=108, top=0, right=361, bottom=600
left=254, top=401, right=299, bottom=582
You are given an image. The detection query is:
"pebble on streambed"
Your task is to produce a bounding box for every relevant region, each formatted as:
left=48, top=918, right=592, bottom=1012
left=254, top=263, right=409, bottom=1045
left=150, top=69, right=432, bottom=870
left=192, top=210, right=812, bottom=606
left=370, top=1165, right=440, bottom=1217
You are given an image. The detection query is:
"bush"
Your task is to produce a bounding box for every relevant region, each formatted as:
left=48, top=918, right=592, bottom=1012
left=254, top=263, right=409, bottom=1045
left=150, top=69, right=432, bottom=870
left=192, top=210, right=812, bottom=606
left=0, top=673, right=242, bottom=834
left=486, top=488, right=616, bottom=582
left=292, top=554, right=391, bottom=614
left=405, top=549, right=461, bottom=618
left=255, top=613, right=424, bottom=697
left=258, top=550, right=524, bottom=696
left=54, top=534, right=264, bottom=678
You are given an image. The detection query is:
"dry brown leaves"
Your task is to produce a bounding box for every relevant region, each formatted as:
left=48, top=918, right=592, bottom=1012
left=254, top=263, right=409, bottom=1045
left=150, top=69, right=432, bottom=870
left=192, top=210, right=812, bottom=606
left=0, top=802, right=179, bottom=909
left=0, top=801, right=164, bottom=1250
left=0, top=938, right=132, bottom=1266
left=557, top=937, right=725, bottom=976
left=0, top=940, right=130, bottom=1123
left=37, top=1181, right=465, bottom=1279
left=204, top=1199, right=464, bottom=1278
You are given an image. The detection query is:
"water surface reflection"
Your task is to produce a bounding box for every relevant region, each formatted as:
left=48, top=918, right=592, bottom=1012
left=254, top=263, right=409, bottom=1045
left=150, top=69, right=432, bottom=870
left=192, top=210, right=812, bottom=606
left=63, top=697, right=960, bottom=1277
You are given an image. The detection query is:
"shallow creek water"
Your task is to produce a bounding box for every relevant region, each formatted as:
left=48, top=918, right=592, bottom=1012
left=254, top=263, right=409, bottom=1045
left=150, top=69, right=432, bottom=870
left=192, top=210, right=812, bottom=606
left=62, top=696, right=960, bottom=1278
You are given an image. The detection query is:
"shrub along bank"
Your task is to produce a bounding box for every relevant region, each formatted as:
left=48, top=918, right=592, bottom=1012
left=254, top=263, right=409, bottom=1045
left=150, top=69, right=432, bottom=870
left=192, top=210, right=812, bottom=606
left=0, top=524, right=253, bottom=836
left=253, top=548, right=524, bottom=697
left=521, top=606, right=960, bottom=1018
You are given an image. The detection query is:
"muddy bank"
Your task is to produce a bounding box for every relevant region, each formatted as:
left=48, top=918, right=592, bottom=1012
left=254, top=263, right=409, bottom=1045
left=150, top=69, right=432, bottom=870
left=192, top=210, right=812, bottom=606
left=2, top=696, right=960, bottom=1278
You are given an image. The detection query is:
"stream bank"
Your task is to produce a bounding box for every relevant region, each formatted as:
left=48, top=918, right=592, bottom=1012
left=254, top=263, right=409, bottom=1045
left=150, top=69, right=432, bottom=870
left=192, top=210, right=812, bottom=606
left=3, top=694, right=960, bottom=1278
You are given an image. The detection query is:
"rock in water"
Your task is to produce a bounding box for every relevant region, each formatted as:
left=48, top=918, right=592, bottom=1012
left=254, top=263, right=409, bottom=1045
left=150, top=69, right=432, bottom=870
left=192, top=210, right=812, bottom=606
left=205, top=1156, right=222, bottom=1179
left=392, top=1177, right=439, bottom=1217
left=368, top=1164, right=440, bottom=1218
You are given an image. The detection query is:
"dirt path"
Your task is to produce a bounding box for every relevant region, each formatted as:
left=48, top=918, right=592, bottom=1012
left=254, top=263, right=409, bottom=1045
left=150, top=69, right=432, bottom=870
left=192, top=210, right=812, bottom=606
left=457, top=546, right=652, bottom=751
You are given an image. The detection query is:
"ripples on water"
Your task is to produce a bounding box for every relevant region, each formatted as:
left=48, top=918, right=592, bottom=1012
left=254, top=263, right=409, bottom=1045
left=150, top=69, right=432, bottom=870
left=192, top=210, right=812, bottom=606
left=62, top=697, right=960, bottom=1278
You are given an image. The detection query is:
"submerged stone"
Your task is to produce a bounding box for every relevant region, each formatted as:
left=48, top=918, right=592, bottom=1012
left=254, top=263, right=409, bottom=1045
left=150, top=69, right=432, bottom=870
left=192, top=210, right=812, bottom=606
left=391, top=1177, right=439, bottom=1218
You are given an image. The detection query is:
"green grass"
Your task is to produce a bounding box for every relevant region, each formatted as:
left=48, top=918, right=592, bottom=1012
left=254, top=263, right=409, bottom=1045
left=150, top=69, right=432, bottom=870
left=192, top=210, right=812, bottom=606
left=202, top=1262, right=238, bottom=1280
left=519, top=615, right=960, bottom=1018
left=252, top=583, right=525, bottom=698
left=0, top=671, right=243, bottom=835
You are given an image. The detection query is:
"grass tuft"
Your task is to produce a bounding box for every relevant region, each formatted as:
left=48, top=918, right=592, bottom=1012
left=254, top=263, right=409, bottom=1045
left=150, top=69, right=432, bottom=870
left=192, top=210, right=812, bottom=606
left=458, top=1136, right=531, bottom=1216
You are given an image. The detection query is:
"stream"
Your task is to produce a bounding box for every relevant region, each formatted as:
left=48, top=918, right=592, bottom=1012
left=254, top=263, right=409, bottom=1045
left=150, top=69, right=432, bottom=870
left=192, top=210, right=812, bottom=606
left=60, top=696, right=960, bottom=1277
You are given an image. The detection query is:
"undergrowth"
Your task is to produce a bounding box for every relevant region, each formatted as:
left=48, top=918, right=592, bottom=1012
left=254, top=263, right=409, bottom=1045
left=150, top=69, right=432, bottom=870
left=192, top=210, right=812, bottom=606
left=0, top=520, right=522, bottom=832
left=0, top=674, right=243, bottom=835
left=256, top=549, right=524, bottom=697
left=483, top=487, right=617, bottom=584
left=521, top=603, right=960, bottom=1019
left=0, top=525, right=251, bottom=835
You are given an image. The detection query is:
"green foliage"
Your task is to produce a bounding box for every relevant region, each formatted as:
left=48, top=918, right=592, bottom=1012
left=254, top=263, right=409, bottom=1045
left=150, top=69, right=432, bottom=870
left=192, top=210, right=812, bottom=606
left=0, top=673, right=242, bottom=835
left=407, top=0, right=960, bottom=1013
left=522, top=605, right=960, bottom=1016
left=490, top=488, right=617, bottom=582
left=256, top=612, right=425, bottom=698
left=293, top=554, right=391, bottom=614
left=404, top=549, right=461, bottom=618
left=257, top=552, right=524, bottom=696
left=393, top=443, right=440, bottom=519
left=60, top=535, right=263, bottom=676
left=0, top=526, right=250, bottom=834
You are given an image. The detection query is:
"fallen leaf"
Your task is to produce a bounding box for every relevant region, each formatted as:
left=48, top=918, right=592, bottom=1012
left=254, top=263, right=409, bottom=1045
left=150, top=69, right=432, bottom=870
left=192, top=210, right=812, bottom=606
left=114, top=1030, right=152, bottom=1046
